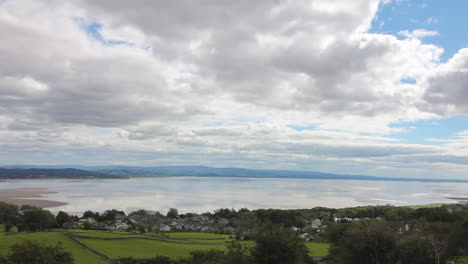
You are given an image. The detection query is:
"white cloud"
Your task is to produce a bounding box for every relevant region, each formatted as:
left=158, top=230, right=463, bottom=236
left=398, top=29, right=439, bottom=39
left=0, top=0, right=467, bottom=178
left=422, top=48, right=468, bottom=115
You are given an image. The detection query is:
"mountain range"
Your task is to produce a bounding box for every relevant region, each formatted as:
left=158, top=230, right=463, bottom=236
left=1, top=165, right=467, bottom=183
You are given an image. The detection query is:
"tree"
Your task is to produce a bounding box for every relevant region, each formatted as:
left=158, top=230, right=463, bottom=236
left=224, top=241, right=253, bottom=264
left=324, top=222, right=351, bottom=244
left=102, top=209, right=126, bottom=222
left=166, top=208, right=179, bottom=219
left=328, top=220, right=398, bottom=264
left=82, top=210, right=100, bottom=221
left=110, top=256, right=173, bottom=264
left=7, top=240, right=74, bottom=264
left=82, top=221, right=92, bottom=230
left=411, top=208, right=454, bottom=222
left=419, top=222, right=451, bottom=264
left=56, top=211, right=72, bottom=228
left=187, top=249, right=225, bottom=264
left=233, top=211, right=257, bottom=234
left=18, top=205, right=56, bottom=231
left=251, top=225, right=314, bottom=264
left=449, top=220, right=468, bottom=256
left=398, top=235, right=435, bottom=264
left=0, top=202, right=19, bottom=230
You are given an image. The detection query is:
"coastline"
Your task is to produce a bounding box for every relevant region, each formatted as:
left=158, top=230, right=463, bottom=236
left=1, top=177, right=468, bottom=212
left=2, top=175, right=468, bottom=183
left=0, top=188, right=67, bottom=208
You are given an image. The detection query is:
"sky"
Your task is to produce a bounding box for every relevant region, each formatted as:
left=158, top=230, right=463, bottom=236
left=1, top=0, right=468, bottom=179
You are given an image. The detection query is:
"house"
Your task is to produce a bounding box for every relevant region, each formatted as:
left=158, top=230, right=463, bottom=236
left=160, top=225, right=171, bottom=232
left=304, top=219, right=322, bottom=231
left=62, top=222, right=74, bottom=230
left=310, top=219, right=323, bottom=228
left=223, top=226, right=236, bottom=234
left=299, top=233, right=310, bottom=240
left=115, top=214, right=127, bottom=221
left=79, top=217, right=97, bottom=224
left=108, top=221, right=129, bottom=231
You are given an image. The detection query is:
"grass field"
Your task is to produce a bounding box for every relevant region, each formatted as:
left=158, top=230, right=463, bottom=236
left=0, top=232, right=107, bottom=264
left=0, top=229, right=331, bottom=262
left=165, top=232, right=232, bottom=239
left=72, top=231, right=147, bottom=239
left=454, top=256, right=468, bottom=264
left=0, top=224, right=17, bottom=233
left=306, top=242, right=331, bottom=257
left=404, top=201, right=468, bottom=209
left=76, top=237, right=228, bottom=259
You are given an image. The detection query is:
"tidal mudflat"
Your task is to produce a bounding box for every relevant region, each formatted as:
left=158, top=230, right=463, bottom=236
left=1, top=177, right=467, bottom=214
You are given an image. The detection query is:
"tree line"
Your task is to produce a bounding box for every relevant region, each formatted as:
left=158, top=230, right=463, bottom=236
left=2, top=201, right=468, bottom=263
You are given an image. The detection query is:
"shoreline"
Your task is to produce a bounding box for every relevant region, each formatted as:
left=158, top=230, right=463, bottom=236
left=2, top=175, right=468, bottom=183
left=0, top=188, right=67, bottom=208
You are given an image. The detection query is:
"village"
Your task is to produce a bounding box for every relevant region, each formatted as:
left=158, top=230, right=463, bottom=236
left=68, top=208, right=388, bottom=242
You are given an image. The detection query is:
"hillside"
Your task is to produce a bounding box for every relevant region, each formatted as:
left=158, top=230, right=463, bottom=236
left=2, top=166, right=467, bottom=183
left=0, top=168, right=124, bottom=179
left=89, top=166, right=468, bottom=183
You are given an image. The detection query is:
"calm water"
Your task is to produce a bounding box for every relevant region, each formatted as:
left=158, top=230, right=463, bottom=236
left=1, top=177, right=468, bottom=214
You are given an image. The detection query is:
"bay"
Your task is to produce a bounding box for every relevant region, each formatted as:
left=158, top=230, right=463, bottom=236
left=1, top=177, right=467, bottom=214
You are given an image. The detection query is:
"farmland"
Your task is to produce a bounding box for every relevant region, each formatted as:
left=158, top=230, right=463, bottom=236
left=0, top=232, right=107, bottom=264
left=0, top=228, right=329, bottom=263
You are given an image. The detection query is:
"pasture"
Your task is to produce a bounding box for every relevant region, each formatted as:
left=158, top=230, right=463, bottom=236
left=0, top=232, right=107, bottom=264
left=0, top=229, right=330, bottom=263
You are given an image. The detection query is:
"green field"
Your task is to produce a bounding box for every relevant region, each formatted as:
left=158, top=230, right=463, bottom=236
left=71, top=231, right=147, bottom=239
left=0, top=229, right=331, bottom=262
left=404, top=201, right=468, bottom=209
left=165, top=232, right=232, bottom=239
left=76, top=237, right=228, bottom=259
left=454, top=256, right=468, bottom=264
left=0, top=232, right=107, bottom=264
left=306, top=242, right=331, bottom=257
left=0, top=224, right=17, bottom=233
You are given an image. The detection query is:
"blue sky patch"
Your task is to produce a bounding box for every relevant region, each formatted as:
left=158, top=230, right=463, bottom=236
left=287, top=124, right=317, bottom=131
left=399, top=78, right=417, bottom=84
left=74, top=18, right=135, bottom=47
left=390, top=115, right=468, bottom=144
left=372, top=0, right=468, bottom=62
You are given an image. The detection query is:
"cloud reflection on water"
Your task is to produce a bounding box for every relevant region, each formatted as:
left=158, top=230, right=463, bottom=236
left=1, top=177, right=468, bottom=214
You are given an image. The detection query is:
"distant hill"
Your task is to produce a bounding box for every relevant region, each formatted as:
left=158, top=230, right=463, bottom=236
left=0, top=168, right=124, bottom=179
left=1, top=165, right=467, bottom=183
left=89, top=165, right=468, bottom=183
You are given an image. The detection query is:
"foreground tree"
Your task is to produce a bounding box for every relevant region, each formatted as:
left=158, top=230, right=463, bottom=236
left=419, top=222, right=451, bottom=264
left=187, top=249, right=226, bottom=264
left=182, top=241, right=252, bottom=264
left=251, top=225, right=314, bottom=264
left=328, top=220, right=398, bottom=264
left=449, top=219, right=468, bottom=256
left=6, top=240, right=74, bottom=264
left=398, top=235, right=435, bottom=264
left=110, top=256, right=173, bottom=264
left=224, top=241, right=253, bottom=264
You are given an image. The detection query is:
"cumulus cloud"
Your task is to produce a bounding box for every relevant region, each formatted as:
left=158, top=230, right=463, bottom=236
left=0, top=0, right=467, bottom=178
left=422, top=48, right=468, bottom=115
